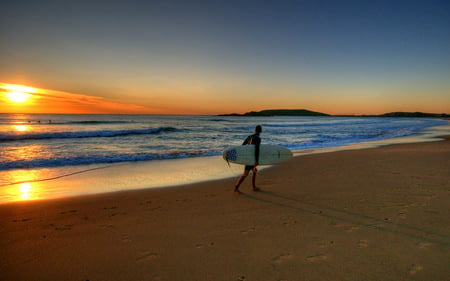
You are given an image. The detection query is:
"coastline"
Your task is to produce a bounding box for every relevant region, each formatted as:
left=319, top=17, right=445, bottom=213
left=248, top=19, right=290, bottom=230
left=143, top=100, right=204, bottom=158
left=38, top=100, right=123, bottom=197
left=1, top=135, right=449, bottom=280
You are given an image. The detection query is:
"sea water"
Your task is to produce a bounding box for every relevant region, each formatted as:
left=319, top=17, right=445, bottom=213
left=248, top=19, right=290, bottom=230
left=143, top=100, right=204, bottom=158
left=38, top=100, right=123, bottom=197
left=0, top=114, right=447, bottom=203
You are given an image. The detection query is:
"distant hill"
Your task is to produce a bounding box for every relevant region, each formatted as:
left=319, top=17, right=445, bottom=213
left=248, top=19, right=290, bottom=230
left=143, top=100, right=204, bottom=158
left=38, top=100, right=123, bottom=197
left=379, top=112, right=450, bottom=118
left=220, top=109, right=329, bottom=117
left=219, top=109, right=448, bottom=118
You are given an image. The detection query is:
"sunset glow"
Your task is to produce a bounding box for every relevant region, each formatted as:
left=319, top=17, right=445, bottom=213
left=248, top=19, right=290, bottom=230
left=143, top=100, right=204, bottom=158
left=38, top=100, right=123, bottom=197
left=6, top=91, right=31, bottom=103
left=2, top=84, right=35, bottom=103
left=0, top=83, right=151, bottom=114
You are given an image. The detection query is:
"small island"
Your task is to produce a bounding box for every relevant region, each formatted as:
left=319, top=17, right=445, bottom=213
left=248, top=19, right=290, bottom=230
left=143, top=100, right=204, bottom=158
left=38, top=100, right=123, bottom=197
left=379, top=112, right=450, bottom=118
left=219, top=109, right=329, bottom=117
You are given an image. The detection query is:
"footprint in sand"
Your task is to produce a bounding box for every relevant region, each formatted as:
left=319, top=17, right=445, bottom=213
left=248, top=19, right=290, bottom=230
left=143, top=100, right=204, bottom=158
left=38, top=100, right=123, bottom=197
left=318, top=241, right=335, bottom=248
left=175, top=199, right=192, bottom=203
left=330, top=222, right=346, bottom=229
left=121, top=234, right=131, bottom=243
left=273, top=253, right=294, bottom=264
left=59, top=209, right=77, bottom=215
left=398, top=210, right=407, bottom=219
left=100, top=224, right=115, bottom=229
left=305, top=254, right=328, bottom=262
left=195, top=243, right=204, bottom=249
left=109, top=211, right=128, bottom=218
left=408, top=264, right=423, bottom=275
left=417, top=241, right=431, bottom=249
left=281, top=216, right=297, bottom=226
left=423, top=194, right=437, bottom=201
left=196, top=242, right=215, bottom=249
left=240, top=227, right=256, bottom=234
left=13, top=218, right=32, bottom=223
left=136, top=251, right=158, bottom=262
left=357, top=239, right=369, bottom=248
left=55, top=224, right=73, bottom=231
left=346, top=226, right=360, bottom=233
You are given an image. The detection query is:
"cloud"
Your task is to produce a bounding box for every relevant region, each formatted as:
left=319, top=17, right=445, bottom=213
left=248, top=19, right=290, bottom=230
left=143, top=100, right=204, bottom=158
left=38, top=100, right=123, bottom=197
left=0, top=83, right=151, bottom=114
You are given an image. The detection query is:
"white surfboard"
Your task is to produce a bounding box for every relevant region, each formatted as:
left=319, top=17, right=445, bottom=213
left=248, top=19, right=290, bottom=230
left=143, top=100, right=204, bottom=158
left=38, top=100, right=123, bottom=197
left=223, top=144, right=293, bottom=165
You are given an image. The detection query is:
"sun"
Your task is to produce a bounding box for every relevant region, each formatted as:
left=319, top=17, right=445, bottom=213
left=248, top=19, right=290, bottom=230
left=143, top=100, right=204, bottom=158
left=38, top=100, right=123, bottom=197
left=6, top=91, right=31, bottom=103
left=2, top=84, right=36, bottom=103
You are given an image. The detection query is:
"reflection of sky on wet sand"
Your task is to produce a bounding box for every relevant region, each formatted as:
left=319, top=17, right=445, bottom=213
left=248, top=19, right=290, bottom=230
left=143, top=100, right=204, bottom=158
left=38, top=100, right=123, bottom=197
left=1, top=169, right=48, bottom=202
left=3, top=181, right=40, bottom=202
left=0, top=157, right=240, bottom=204
left=19, top=182, right=31, bottom=200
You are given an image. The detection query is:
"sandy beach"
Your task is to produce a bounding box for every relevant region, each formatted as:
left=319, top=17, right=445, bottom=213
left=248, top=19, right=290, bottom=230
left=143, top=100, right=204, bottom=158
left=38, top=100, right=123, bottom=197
left=1, top=137, right=449, bottom=281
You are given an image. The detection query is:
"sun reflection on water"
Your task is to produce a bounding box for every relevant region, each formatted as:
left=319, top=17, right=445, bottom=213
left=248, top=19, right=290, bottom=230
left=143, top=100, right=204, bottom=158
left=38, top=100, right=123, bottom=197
left=19, top=182, right=32, bottom=200
left=0, top=143, right=57, bottom=203
left=14, top=124, right=29, bottom=132
left=2, top=144, right=54, bottom=165
left=1, top=170, right=47, bottom=202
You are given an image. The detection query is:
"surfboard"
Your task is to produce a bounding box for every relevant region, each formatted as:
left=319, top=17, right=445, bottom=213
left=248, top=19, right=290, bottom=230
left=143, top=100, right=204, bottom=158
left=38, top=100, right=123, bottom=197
left=223, top=144, right=293, bottom=165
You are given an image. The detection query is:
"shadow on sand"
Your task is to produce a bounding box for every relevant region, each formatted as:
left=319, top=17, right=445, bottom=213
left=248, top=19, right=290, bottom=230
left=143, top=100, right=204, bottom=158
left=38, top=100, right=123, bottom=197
left=242, top=190, right=450, bottom=247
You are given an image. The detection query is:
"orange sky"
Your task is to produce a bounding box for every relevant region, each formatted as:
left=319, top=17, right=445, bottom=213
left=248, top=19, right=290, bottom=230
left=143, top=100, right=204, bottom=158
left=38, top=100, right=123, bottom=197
left=1, top=82, right=449, bottom=115
left=0, top=83, right=152, bottom=114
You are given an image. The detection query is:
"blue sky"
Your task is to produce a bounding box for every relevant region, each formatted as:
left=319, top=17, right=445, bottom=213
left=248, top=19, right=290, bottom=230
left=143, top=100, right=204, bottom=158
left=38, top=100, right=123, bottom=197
left=1, top=0, right=449, bottom=114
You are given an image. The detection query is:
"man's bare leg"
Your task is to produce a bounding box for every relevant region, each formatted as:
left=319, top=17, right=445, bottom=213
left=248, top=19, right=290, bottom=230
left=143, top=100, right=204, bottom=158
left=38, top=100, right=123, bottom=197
left=234, top=170, right=249, bottom=193
left=251, top=168, right=260, bottom=191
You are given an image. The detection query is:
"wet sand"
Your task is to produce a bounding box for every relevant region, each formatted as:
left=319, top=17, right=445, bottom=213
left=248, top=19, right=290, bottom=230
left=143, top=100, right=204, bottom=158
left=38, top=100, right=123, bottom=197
left=1, top=136, right=449, bottom=281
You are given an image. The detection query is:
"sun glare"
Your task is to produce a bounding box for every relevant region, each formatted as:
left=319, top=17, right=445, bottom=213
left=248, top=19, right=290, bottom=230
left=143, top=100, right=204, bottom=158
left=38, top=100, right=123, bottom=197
left=6, top=91, right=31, bottom=103
left=19, top=183, right=32, bottom=200
left=2, top=84, right=36, bottom=103
left=14, top=125, right=29, bottom=132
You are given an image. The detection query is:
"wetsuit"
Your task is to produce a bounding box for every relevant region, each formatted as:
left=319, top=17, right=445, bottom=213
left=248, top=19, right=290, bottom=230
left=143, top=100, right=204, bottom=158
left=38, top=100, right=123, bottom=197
left=242, top=133, right=261, bottom=171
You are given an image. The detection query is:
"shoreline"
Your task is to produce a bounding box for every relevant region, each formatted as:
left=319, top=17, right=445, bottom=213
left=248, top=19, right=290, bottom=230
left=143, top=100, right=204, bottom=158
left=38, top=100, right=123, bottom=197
left=0, top=122, right=448, bottom=204
left=1, top=135, right=449, bottom=280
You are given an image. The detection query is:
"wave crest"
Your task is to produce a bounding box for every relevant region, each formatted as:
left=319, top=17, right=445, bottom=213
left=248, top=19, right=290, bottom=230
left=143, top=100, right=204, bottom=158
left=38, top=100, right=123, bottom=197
left=0, top=126, right=178, bottom=142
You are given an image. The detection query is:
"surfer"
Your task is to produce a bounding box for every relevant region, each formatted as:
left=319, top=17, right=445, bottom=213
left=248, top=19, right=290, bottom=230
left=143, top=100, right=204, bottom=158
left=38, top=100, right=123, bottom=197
left=234, top=125, right=262, bottom=194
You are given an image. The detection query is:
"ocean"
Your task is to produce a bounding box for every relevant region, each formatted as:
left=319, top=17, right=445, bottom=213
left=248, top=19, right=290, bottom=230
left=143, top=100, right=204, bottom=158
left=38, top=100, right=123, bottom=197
left=0, top=114, right=447, bottom=203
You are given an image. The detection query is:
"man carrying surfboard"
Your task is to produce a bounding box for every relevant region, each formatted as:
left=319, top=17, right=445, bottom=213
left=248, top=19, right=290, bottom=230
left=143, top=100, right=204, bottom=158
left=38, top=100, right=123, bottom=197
left=234, top=125, right=262, bottom=194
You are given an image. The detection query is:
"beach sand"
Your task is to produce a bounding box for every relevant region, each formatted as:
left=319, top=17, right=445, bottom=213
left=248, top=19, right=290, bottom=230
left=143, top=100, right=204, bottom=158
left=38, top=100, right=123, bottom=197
left=1, top=137, right=449, bottom=281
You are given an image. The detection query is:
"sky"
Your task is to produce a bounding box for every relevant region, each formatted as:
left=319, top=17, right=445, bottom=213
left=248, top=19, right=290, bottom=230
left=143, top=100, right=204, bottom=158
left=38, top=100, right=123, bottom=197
left=1, top=0, right=449, bottom=115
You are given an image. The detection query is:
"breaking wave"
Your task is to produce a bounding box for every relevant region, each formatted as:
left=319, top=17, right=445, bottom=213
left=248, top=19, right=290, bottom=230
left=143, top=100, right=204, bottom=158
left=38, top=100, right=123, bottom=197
left=0, top=127, right=179, bottom=142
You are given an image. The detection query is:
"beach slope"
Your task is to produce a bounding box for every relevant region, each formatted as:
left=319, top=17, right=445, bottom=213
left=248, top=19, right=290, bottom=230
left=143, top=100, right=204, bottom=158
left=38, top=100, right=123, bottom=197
left=1, top=137, right=449, bottom=281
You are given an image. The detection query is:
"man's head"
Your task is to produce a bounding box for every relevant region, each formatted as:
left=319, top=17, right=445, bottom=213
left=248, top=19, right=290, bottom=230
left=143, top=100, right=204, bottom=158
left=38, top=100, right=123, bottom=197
left=255, top=125, right=262, bottom=133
